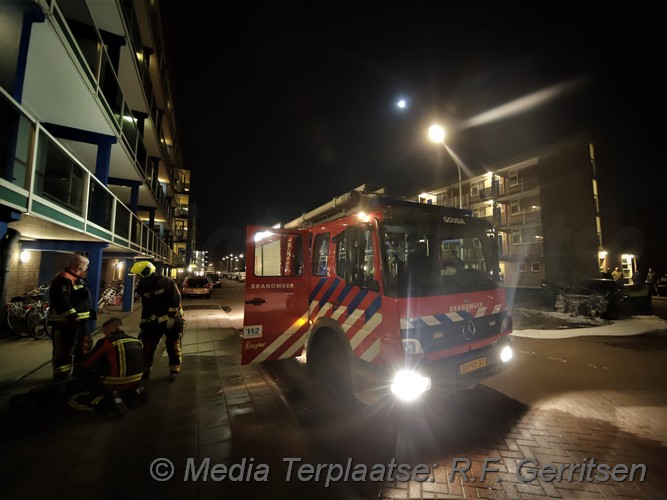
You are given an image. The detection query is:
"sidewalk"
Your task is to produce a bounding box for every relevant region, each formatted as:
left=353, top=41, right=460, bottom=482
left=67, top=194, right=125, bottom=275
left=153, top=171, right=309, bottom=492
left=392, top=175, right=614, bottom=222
left=0, top=301, right=333, bottom=500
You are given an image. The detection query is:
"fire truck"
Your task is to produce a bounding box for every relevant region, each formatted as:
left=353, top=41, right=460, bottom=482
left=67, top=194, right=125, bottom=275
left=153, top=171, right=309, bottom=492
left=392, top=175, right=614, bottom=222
left=242, top=185, right=513, bottom=402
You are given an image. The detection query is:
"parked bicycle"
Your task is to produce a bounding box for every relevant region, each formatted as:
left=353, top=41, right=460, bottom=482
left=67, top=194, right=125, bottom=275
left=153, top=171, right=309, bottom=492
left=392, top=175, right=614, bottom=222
left=98, top=281, right=124, bottom=313
left=4, top=284, right=50, bottom=339
left=26, top=295, right=51, bottom=340
left=4, top=300, right=32, bottom=338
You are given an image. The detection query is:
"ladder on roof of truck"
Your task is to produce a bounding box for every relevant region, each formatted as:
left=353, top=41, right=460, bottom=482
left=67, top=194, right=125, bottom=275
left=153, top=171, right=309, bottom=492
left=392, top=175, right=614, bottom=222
left=283, top=184, right=387, bottom=229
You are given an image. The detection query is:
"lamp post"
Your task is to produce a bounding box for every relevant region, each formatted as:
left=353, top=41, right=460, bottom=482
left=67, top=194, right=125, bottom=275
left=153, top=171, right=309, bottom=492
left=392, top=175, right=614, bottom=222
left=428, top=124, right=462, bottom=209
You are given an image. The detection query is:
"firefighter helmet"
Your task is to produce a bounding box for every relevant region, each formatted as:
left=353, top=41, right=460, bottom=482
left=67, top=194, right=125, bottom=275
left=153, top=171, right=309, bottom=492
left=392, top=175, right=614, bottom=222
left=129, top=260, right=156, bottom=277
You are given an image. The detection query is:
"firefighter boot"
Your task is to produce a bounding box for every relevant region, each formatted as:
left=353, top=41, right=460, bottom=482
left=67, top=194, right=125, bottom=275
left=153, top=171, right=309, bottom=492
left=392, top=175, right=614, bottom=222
left=168, top=368, right=179, bottom=382
left=110, top=391, right=127, bottom=417
left=127, top=385, right=148, bottom=407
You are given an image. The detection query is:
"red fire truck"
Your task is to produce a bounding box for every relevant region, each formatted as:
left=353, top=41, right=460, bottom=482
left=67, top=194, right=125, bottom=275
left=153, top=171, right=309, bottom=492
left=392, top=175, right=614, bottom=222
left=242, top=185, right=513, bottom=402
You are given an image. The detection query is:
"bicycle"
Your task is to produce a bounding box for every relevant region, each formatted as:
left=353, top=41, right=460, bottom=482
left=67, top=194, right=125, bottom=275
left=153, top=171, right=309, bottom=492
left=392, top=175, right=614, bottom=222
left=98, top=281, right=125, bottom=313
left=4, top=284, right=51, bottom=339
left=26, top=299, right=51, bottom=340
left=4, top=300, right=31, bottom=337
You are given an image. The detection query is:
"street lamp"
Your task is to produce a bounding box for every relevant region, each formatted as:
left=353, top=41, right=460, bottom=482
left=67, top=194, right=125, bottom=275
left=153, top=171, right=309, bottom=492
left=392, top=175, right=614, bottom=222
left=428, top=124, right=462, bottom=209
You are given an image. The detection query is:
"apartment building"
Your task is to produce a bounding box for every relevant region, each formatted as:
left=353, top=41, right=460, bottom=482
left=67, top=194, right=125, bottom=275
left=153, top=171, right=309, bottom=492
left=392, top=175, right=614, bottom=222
left=0, top=0, right=193, bottom=315
left=414, top=134, right=617, bottom=288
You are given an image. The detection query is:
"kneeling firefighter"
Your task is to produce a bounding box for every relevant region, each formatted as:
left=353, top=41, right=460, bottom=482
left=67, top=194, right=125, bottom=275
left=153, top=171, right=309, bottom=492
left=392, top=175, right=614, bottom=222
left=129, top=261, right=184, bottom=381
left=69, top=317, right=146, bottom=416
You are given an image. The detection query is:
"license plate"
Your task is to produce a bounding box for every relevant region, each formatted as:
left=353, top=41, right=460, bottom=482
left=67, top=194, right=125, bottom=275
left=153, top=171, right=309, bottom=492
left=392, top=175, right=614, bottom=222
left=459, top=357, right=486, bottom=375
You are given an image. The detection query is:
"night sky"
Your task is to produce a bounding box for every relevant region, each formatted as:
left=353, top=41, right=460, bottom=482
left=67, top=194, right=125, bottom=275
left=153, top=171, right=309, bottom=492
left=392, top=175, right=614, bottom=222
left=160, top=2, right=666, bottom=271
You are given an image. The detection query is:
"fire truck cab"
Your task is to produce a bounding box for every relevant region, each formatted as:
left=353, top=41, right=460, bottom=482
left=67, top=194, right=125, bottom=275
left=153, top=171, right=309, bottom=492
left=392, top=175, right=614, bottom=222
left=242, top=185, right=513, bottom=402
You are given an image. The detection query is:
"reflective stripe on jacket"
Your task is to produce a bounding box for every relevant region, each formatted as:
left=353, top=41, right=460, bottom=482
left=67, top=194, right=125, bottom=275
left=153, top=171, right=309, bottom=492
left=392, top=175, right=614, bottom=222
left=49, top=269, right=93, bottom=322
left=137, top=274, right=182, bottom=325
left=82, top=331, right=144, bottom=382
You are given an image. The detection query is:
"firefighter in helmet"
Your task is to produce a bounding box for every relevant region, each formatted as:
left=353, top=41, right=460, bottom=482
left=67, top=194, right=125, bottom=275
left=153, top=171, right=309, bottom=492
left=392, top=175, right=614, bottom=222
left=129, top=261, right=184, bottom=381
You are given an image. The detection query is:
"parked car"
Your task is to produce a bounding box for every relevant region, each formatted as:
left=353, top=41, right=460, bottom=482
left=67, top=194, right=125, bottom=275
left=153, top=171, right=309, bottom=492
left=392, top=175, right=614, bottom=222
left=553, top=278, right=652, bottom=319
left=237, top=271, right=246, bottom=282
left=181, top=276, right=213, bottom=298
left=206, top=273, right=222, bottom=288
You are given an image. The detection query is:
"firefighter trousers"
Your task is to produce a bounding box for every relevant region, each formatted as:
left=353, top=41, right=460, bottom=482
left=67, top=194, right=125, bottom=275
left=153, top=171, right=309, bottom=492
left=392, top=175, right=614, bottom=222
left=139, top=322, right=183, bottom=375
left=68, top=381, right=144, bottom=413
left=50, top=322, right=91, bottom=382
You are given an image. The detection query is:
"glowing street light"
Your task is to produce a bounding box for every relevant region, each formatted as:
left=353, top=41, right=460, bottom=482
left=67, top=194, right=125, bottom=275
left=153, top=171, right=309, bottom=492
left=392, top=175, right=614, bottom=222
left=428, top=123, right=462, bottom=209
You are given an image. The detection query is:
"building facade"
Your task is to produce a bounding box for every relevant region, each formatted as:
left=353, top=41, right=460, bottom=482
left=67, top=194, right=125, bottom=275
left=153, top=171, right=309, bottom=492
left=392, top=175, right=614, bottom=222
left=413, top=134, right=627, bottom=288
left=0, top=0, right=193, bottom=317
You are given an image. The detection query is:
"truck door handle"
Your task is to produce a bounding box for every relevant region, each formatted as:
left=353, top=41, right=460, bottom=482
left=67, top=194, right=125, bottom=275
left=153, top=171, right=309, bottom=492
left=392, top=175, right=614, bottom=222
left=245, top=297, right=266, bottom=306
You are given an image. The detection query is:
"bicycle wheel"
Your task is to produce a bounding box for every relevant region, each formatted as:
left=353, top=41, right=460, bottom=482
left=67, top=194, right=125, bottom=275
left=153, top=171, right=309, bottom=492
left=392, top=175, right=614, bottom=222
left=27, top=308, right=48, bottom=340
left=6, top=306, right=29, bottom=337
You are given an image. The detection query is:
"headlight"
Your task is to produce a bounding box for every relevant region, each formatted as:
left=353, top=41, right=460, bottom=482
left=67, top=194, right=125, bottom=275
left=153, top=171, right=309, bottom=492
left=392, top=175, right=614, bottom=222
left=500, top=345, right=513, bottom=363
left=390, top=370, right=431, bottom=402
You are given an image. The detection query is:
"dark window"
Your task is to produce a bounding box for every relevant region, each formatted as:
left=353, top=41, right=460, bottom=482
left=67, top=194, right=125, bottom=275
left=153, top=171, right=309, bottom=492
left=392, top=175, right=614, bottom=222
left=185, top=278, right=209, bottom=287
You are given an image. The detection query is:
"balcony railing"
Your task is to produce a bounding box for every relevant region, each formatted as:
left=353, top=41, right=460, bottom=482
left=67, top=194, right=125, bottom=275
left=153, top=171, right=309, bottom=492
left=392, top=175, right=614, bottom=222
left=499, top=209, right=541, bottom=227
left=497, top=177, right=540, bottom=197
left=479, top=186, right=493, bottom=201
left=0, top=87, right=177, bottom=264
left=49, top=0, right=172, bottom=226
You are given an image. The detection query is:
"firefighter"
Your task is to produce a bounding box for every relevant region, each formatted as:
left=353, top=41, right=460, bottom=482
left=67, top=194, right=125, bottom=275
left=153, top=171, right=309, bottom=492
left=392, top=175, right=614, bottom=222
left=48, top=253, right=96, bottom=382
left=69, top=317, right=146, bottom=417
left=129, top=261, right=184, bottom=381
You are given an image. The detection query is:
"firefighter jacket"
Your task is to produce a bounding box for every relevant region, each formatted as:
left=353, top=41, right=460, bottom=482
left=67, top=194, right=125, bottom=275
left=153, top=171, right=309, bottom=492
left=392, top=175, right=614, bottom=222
left=48, top=269, right=94, bottom=323
left=82, top=330, right=144, bottom=386
left=136, top=274, right=183, bottom=327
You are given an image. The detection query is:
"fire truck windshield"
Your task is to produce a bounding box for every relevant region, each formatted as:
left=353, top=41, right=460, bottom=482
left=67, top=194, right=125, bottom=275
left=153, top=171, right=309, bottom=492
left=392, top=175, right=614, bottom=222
left=379, top=213, right=501, bottom=296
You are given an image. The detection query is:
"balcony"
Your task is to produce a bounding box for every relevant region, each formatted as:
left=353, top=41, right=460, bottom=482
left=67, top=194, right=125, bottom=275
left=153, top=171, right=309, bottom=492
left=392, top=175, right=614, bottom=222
left=25, top=0, right=173, bottom=225
left=479, top=186, right=493, bottom=201
left=499, top=240, right=544, bottom=259
left=498, top=209, right=541, bottom=229
left=1, top=87, right=176, bottom=264
left=495, top=178, right=540, bottom=201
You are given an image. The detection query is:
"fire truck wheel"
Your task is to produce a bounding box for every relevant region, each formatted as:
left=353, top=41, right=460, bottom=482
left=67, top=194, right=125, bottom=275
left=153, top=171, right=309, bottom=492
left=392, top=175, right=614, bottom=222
left=310, top=334, right=353, bottom=401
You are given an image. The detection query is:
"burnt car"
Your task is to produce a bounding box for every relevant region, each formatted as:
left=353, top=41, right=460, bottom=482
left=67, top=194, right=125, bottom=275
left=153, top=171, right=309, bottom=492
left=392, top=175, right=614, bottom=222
left=553, top=278, right=652, bottom=319
left=656, top=275, right=667, bottom=297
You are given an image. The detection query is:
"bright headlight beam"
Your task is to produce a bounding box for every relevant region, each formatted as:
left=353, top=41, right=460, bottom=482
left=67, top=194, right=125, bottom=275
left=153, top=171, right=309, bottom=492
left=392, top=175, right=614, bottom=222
left=501, top=345, right=513, bottom=363
left=390, top=370, right=431, bottom=402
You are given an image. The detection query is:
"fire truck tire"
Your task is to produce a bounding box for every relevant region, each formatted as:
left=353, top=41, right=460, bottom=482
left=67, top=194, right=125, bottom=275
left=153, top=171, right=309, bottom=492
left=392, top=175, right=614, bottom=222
left=309, top=334, right=353, bottom=401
